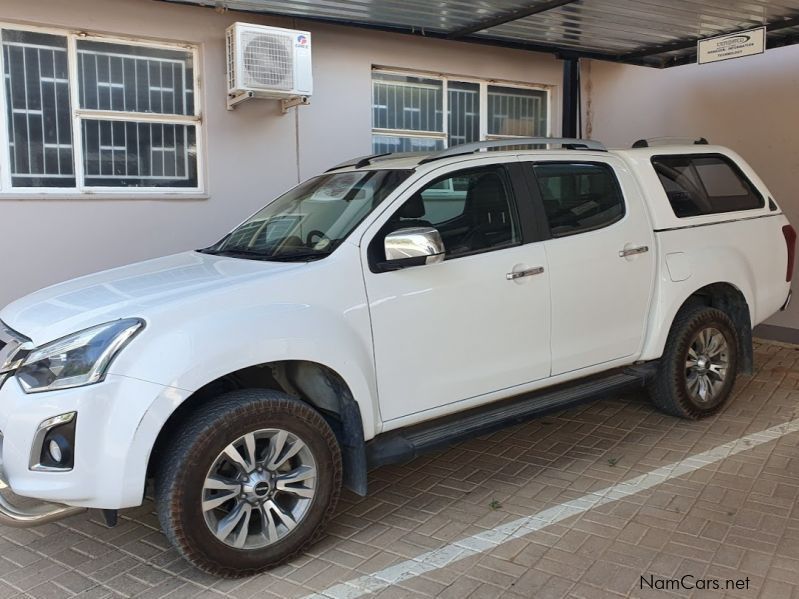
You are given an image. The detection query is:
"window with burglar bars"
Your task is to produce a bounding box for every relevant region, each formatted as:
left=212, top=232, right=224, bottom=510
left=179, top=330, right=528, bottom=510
left=371, top=70, right=549, bottom=154
left=0, top=26, right=201, bottom=193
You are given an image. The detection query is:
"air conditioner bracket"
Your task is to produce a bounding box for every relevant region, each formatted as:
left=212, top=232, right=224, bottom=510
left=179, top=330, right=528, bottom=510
left=227, top=90, right=254, bottom=111
left=281, top=95, right=310, bottom=114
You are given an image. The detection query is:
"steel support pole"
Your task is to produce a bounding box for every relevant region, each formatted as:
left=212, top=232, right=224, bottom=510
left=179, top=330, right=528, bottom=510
left=561, top=57, right=580, bottom=138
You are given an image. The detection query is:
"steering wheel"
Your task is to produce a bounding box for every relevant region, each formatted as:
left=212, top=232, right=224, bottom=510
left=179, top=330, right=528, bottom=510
left=306, top=229, right=330, bottom=249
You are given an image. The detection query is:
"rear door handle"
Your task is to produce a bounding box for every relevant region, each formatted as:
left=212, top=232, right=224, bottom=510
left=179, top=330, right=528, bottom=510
left=619, top=245, right=649, bottom=258
left=506, top=266, right=544, bottom=280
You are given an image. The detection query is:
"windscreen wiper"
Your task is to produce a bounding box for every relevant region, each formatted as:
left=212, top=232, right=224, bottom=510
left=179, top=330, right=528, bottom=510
left=199, top=247, right=331, bottom=262
left=265, top=250, right=332, bottom=262
left=200, top=248, right=272, bottom=260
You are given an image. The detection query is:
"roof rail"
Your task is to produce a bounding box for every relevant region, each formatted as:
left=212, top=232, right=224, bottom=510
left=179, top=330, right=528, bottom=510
left=325, top=153, right=389, bottom=172
left=632, top=137, right=709, bottom=148
left=418, top=137, right=606, bottom=164
left=325, top=151, right=430, bottom=172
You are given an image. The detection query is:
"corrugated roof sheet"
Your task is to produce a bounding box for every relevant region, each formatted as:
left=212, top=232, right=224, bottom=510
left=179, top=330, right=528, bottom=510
left=165, top=0, right=799, bottom=66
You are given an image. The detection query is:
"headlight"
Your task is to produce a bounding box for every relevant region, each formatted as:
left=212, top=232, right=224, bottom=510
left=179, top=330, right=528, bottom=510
left=16, top=319, right=144, bottom=394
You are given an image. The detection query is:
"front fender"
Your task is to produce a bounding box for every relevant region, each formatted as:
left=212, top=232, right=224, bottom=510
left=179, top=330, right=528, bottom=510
left=108, top=304, right=377, bottom=505
left=110, top=302, right=379, bottom=439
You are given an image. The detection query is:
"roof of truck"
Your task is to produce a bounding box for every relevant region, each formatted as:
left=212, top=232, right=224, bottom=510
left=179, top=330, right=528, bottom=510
left=327, top=139, right=735, bottom=174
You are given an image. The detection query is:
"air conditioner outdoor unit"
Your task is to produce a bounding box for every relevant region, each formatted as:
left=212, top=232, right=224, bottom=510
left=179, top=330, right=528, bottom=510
left=226, top=22, right=312, bottom=109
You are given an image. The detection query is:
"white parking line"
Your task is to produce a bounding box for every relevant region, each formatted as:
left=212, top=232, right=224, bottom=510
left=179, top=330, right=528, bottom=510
left=304, top=417, right=799, bottom=599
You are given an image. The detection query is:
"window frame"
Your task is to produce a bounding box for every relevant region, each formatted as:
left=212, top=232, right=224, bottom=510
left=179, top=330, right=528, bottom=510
left=371, top=66, right=552, bottom=151
left=524, top=160, right=627, bottom=239
left=650, top=152, right=765, bottom=219
left=0, top=22, right=204, bottom=197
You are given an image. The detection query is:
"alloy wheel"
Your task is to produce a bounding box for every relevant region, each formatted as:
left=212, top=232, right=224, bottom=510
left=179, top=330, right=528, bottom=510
left=685, top=327, right=729, bottom=404
left=201, top=428, right=317, bottom=549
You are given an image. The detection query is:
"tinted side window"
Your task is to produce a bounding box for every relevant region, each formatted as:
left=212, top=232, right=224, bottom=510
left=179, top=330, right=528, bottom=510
left=652, top=154, right=764, bottom=218
left=532, top=163, right=625, bottom=237
left=384, top=165, right=520, bottom=259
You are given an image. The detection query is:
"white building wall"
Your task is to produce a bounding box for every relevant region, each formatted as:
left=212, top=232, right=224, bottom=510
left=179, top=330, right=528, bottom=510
left=0, top=0, right=563, bottom=308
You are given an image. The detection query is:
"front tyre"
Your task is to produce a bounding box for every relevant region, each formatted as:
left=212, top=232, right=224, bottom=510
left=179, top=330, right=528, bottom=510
left=155, top=390, right=342, bottom=577
left=648, top=305, right=739, bottom=419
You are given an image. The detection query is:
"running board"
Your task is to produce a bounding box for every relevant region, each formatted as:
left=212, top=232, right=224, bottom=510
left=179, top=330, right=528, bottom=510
left=366, top=368, right=652, bottom=469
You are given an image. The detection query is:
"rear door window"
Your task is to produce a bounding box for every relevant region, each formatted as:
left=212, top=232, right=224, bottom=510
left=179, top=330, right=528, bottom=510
left=531, top=162, right=625, bottom=237
left=651, top=154, right=764, bottom=218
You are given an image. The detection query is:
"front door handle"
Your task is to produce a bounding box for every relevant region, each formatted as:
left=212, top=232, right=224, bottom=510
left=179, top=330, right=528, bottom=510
left=506, top=266, right=544, bottom=280
left=619, top=245, right=649, bottom=258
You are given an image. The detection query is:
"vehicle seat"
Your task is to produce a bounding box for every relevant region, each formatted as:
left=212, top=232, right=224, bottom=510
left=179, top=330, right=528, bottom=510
left=463, top=173, right=513, bottom=250
left=388, top=193, right=434, bottom=231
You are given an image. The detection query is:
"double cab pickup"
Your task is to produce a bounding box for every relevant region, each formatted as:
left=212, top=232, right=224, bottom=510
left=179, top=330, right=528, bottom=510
left=0, top=137, right=792, bottom=576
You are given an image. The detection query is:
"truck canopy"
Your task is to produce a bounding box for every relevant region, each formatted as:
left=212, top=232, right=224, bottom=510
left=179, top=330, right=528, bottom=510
left=613, top=145, right=778, bottom=232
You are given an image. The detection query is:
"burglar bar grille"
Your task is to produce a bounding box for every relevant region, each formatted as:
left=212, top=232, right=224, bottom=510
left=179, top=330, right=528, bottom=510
left=488, top=87, right=546, bottom=137
left=372, top=78, right=442, bottom=134
left=2, top=33, right=75, bottom=187
left=77, top=48, right=192, bottom=116
left=81, top=120, right=195, bottom=186
left=447, top=82, right=479, bottom=146
left=0, top=27, right=201, bottom=192
left=371, top=70, right=550, bottom=154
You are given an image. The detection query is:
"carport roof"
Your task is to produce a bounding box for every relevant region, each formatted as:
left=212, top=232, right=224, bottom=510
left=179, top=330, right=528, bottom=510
left=164, top=0, right=799, bottom=67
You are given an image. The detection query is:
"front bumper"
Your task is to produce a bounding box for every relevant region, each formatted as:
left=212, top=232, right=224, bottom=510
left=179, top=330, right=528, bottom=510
left=0, top=372, right=188, bottom=511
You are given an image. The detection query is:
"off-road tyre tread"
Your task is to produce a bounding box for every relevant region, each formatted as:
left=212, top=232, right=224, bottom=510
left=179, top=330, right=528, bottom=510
left=648, top=304, right=738, bottom=420
left=155, top=389, right=342, bottom=578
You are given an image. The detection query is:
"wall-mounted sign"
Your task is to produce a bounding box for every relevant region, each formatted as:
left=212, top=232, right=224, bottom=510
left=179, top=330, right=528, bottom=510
left=698, top=27, right=766, bottom=64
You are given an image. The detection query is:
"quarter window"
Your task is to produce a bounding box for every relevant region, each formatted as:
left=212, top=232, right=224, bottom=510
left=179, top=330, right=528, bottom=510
left=652, top=154, right=764, bottom=218
left=532, top=163, right=625, bottom=237
left=371, top=70, right=548, bottom=153
left=0, top=27, right=201, bottom=193
left=382, top=165, right=520, bottom=259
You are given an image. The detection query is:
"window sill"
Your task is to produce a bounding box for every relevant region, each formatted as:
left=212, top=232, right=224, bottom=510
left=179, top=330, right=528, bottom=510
left=0, top=192, right=210, bottom=202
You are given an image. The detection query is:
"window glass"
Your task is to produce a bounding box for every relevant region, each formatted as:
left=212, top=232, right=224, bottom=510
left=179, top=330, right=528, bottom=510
left=448, top=81, right=479, bottom=146
left=370, top=71, right=549, bottom=153
left=533, top=163, right=625, bottom=237
left=488, top=85, right=547, bottom=137
left=371, top=135, right=444, bottom=154
left=2, top=30, right=75, bottom=187
left=372, top=73, right=443, bottom=133
left=81, top=120, right=198, bottom=187
left=0, top=28, right=200, bottom=192
left=76, top=39, right=197, bottom=188
left=652, top=154, right=764, bottom=217
left=386, top=166, right=519, bottom=259
left=77, top=40, right=194, bottom=116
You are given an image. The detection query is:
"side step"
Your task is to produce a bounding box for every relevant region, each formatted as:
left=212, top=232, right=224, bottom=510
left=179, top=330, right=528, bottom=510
left=366, top=368, right=652, bottom=469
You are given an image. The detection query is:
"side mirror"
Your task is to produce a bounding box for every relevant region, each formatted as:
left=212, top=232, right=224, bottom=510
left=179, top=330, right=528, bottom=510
left=382, top=227, right=445, bottom=270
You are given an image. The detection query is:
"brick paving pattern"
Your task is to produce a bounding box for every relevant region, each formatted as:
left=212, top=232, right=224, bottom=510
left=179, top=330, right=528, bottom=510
left=2, top=339, right=799, bottom=598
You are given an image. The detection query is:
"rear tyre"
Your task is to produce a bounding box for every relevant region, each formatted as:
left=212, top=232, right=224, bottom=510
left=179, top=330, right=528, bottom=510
left=155, top=389, right=342, bottom=577
left=648, top=304, right=739, bottom=419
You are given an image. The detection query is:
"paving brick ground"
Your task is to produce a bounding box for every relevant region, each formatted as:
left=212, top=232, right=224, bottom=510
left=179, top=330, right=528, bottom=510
left=2, top=339, right=799, bottom=598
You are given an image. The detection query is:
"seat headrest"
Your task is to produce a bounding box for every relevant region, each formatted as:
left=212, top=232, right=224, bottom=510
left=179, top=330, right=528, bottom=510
left=467, top=173, right=505, bottom=208
left=399, top=193, right=426, bottom=219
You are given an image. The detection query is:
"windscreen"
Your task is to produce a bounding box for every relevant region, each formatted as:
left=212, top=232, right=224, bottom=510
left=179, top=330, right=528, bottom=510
left=203, top=169, right=411, bottom=261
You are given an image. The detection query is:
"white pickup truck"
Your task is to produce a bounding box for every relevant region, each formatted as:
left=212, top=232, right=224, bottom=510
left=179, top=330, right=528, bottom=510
left=0, top=138, right=793, bottom=576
